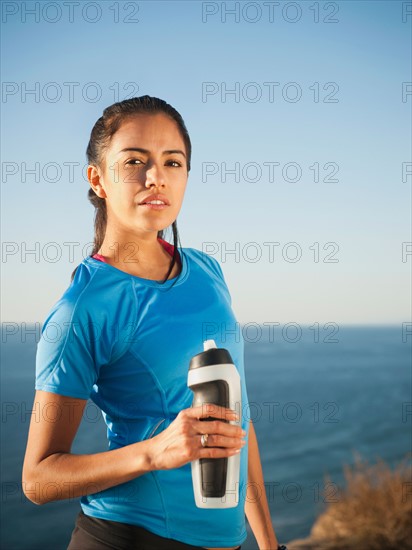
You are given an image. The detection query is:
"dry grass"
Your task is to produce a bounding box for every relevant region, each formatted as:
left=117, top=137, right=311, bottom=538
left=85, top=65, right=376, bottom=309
left=289, top=453, right=412, bottom=550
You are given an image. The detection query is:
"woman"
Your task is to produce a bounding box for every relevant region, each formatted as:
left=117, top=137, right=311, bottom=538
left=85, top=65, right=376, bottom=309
left=22, top=96, right=286, bottom=550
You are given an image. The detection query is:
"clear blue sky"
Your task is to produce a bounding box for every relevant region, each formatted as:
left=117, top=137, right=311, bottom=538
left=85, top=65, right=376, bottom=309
left=1, top=0, right=411, bottom=326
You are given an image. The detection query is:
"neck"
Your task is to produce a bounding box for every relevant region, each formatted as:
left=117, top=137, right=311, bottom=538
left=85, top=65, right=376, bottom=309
left=98, top=226, right=171, bottom=268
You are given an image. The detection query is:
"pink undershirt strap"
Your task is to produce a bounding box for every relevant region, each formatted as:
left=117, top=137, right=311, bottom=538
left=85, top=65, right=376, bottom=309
left=92, top=253, right=107, bottom=263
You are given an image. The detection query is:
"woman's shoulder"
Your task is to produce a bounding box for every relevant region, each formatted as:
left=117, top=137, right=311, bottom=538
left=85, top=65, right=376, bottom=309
left=44, top=257, right=136, bottom=325
left=185, top=247, right=225, bottom=279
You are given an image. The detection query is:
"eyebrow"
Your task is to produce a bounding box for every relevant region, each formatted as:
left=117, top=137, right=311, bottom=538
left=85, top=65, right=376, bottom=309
left=118, top=147, right=186, bottom=158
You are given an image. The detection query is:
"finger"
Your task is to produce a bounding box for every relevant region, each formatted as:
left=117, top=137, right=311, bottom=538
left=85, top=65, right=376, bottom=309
left=193, top=419, right=244, bottom=437
left=200, top=433, right=246, bottom=448
left=189, top=403, right=239, bottom=421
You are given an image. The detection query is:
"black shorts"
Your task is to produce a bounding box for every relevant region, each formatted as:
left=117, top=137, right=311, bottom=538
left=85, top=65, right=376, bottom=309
left=67, top=510, right=242, bottom=550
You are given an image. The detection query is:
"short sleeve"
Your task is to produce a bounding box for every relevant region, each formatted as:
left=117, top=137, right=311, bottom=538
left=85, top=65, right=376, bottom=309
left=204, top=254, right=232, bottom=306
left=35, top=296, right=104, bottom=400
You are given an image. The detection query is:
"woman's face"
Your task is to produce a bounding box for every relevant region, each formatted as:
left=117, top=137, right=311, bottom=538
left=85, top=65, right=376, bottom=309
left=89, top=113, right=188, bottom=238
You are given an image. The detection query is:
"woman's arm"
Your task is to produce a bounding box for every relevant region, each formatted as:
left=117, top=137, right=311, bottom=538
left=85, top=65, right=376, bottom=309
left=245, top=420, right=280, bottom=550
left=22, top=391, right=244, bottom=506
left=22, top=390, right=153, bottom=505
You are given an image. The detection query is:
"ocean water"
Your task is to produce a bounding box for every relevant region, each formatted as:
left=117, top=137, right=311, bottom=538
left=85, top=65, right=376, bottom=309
left=1, top=324, right=410, bottom=549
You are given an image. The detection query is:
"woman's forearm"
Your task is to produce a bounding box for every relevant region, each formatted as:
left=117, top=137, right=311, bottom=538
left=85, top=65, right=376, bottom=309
left=245, top=420, right=279, bottom=549
left=23, top=439, right=153, bottom=506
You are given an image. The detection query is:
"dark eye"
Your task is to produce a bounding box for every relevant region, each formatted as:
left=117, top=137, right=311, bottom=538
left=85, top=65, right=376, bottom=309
left=167, top=160, right=182, bottom=167
left=125, top=159, right=143, bottom=165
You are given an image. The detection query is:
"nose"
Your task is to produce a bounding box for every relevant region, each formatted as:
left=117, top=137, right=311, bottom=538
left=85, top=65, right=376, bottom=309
left=145, top=162, right=166, bottom=188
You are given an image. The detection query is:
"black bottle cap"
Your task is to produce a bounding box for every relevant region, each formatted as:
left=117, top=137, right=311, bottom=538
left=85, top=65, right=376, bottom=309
left=189, top=347, right=234, bottom=370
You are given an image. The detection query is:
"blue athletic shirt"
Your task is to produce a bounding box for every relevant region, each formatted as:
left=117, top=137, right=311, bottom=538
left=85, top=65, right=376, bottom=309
left=35, top=239, right=250, bottom=548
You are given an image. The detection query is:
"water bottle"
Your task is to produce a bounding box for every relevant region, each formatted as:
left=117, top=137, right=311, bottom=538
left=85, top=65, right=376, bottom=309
left=187, top=339, right=242, bottom=508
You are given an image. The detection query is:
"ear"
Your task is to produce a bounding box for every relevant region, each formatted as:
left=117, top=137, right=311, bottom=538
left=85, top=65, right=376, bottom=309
left=87, top=165, right=107, bottom=199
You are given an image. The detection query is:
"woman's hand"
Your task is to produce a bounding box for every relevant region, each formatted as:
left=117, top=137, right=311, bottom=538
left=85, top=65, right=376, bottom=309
left=147, top=404, right=247, bottom=471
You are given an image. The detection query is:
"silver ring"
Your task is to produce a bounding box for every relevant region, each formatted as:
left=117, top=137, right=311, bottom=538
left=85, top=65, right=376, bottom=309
left=200, top=433, right=209, bottom=448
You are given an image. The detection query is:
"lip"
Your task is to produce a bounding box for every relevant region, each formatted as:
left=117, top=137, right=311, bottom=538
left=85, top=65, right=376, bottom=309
left=140, top=203, right=168, bottom=210
left=138, top=193, right=170, bottom=206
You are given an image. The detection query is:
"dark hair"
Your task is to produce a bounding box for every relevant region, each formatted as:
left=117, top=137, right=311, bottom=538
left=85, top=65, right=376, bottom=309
left=71, top=95, right=191, bottom=286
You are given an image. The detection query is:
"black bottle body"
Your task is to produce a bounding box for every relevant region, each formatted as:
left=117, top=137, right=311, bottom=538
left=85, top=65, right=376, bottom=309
left=187, top=340, right=242, bottom=508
